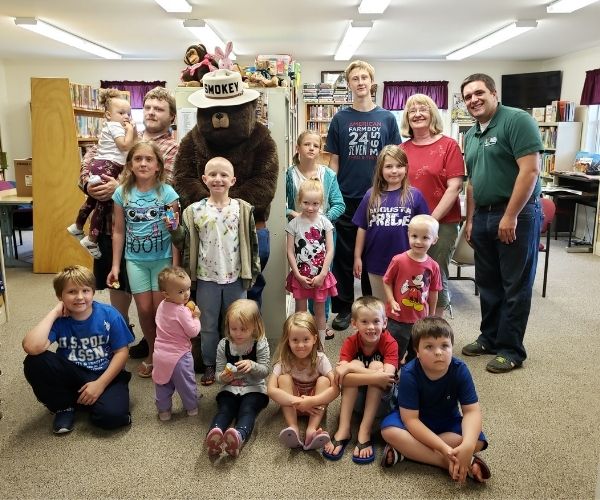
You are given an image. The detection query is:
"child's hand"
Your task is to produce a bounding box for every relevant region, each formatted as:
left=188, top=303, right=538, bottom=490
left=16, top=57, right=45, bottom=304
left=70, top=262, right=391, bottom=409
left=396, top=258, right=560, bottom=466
left=220, top=370, right=235, bottom=383
left=375, top=371, right=396, bottom=391
left=106, top=269, right=120, bottom=288
left=311, top=273, right=325, bottom=288
left=389, top=300, right=401, bottom=314
left=191, top=306, right=201, bottom=319
left=293, top=396, right=324, bottom=415
left=334, top=363, right=350, bottom=386
left=77, top=380, right=106, bottom=406
left=52, top=301, right=68, bottom=319
left=296, top=274, right=312, bottom=289
left=235, top=359, right=253, bottom=374
left=448, top=443, right=475, bottom=484
left=353, top=257, right=362, bottom=279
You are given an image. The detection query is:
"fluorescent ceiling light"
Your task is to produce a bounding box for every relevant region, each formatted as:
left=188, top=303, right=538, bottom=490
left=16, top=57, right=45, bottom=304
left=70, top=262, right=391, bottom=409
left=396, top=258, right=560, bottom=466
left=547, top=0, right=599, bottom=13
left=358, top=0, right=391, bottom=14
left=183, top=19, right=236, bottom=60
left=154, top=0, right=192, bottom=13
left=446, top=20, right=537, bottom=60
left=14, top=17, right=121, bottom=59
left=334, top=21, right=373, bottom=61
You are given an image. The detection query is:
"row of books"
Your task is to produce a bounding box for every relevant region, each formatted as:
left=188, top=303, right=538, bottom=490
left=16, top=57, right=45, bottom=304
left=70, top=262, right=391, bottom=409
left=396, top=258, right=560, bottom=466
left=540, top=152, right=556, bottom=175
left=306, top=122, right=330, bottom=137
left=540, top=126, right=558, bottom=149
left=531, top=100, right=576, bottom=123
left=306, top=103, right=351, bottom=121
left=70, top=83, right=101, bottom=110
left=74, top=115, right=102, bottom=139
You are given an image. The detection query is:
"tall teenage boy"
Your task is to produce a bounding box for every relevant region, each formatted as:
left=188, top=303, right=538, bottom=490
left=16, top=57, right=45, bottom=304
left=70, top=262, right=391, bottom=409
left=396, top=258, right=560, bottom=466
left=325, top=60, right=401, bottom=331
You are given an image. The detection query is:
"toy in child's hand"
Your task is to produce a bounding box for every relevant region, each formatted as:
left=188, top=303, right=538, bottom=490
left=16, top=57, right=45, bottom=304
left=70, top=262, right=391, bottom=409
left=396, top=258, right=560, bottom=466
left=224, top=363, right=238, bottom=376
left=109, top=281, right=120, bottom=289
left=164, top=205, right=178, bottom=230
left=88, top=174, right=103, bottom=186
left=186, top=300, right=196, bottom=312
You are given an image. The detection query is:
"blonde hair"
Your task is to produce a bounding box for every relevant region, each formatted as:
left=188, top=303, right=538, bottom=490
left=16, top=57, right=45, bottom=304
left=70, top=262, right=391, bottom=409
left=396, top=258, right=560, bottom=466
left=401, top=94, right=444, bottom=138
left=292, top=130, right=322, bottom=166
left=224, top=299, right=266, bottom=341
left=53, top=265, right=95, bottom=297
left=274, top=312, right=321, bottom=372
left=351, top=296, right=386, bottom=321
left=345, top=60, right=375, bottom=82
left=297, top=178, right=324, bottom=206
left=120, top=141, right=167, bottom=202
left=99, top=88, right=127, bottom=112
left=367, top=145, right=412, bottom=219
left=408, top=214, right=440, bottom=237
left=157, top=266, right=190, bottom=292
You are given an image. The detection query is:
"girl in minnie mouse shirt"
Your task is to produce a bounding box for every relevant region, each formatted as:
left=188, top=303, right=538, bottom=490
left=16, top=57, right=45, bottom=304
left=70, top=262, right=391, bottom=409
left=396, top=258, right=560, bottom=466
left=286, top=179, right=337, bottom=347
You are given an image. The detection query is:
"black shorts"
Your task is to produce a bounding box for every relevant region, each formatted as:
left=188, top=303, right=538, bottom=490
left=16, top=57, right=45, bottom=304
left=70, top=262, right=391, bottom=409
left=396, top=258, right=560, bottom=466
left=93, top=233, right=131, bottom=293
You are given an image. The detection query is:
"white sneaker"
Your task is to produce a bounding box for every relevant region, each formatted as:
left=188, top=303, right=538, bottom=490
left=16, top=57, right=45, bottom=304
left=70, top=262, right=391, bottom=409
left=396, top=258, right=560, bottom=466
left=187, top=407, right=198, bottom=416
left=158, top=410, right=172, bottom=421
left=80, top=236, right=102, bottom=259
left=66, top=224, right=84, bottom=240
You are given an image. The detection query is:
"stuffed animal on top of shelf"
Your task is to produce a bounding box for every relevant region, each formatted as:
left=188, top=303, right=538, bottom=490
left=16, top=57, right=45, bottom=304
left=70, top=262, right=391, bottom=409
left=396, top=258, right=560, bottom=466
left=179, top=43, right=218, bottom=87
left=214, top=41, right=234, bottom=70
left=246, top=60, right=279, bottom=87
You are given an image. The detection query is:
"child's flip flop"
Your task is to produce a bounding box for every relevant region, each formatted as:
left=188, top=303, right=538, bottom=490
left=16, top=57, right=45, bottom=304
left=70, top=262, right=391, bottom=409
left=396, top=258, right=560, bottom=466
left=468, top=454, right=491, bottom=482
left=352, top=440, right=375, bottom=464
left=304, top=431, right=331, bottom=451
left=322, top=436, right=351, bottom=461
left=278, top=427, right=302, bottom=448
left=380, top=443, right=404, bottom=468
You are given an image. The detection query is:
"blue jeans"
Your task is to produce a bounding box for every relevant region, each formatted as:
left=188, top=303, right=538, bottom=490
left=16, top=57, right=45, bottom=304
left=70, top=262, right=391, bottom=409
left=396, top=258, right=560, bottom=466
left=470, top=201, right=541, bottom=364
left=209, top=391, right=269, bottom=441
left=196, top=279, right=246, bottom=366
left=247, top=228, right=269, bottom=308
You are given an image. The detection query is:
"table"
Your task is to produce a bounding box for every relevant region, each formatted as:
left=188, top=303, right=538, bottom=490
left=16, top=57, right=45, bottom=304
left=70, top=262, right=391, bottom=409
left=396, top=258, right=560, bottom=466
left=543, top=172, right=599, bottom=249
left=0, top=188, right=33, bottom=267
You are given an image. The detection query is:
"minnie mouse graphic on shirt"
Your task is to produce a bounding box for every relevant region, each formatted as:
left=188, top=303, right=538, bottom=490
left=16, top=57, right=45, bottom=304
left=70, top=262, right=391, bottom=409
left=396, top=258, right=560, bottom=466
left=294, top=226, right=326, bottom=278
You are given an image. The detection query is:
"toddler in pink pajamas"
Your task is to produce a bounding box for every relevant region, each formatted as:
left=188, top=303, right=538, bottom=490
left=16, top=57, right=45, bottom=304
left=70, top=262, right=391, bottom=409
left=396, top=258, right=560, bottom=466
left=152, top=266, right=201, bottom=420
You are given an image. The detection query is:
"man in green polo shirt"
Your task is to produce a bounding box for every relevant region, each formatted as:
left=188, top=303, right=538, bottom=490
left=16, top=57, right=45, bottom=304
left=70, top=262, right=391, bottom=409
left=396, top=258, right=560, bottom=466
left=460, top=73, right=543, bottom=373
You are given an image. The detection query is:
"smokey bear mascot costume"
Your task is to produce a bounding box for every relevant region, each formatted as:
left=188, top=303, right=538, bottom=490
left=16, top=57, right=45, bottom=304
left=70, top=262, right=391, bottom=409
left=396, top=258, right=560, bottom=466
left=173, top=69, right=278, bottom=372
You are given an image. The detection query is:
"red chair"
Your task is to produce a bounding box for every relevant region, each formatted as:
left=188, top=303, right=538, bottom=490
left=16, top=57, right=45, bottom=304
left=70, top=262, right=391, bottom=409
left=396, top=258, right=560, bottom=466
left=539, top=197, right=556, bottom=298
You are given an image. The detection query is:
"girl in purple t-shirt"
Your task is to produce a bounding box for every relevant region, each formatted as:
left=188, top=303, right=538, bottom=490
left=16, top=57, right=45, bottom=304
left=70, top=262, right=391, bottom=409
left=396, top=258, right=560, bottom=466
left=352, top=145, right=429, bottom=301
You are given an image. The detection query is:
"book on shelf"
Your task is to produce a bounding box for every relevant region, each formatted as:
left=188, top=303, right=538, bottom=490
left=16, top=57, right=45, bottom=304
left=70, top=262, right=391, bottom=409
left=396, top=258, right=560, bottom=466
left=531, top=107, right=546, bottom=122
left=544, top=104, right=556, bottom=122
left=573, top=151, right=600, bottom=175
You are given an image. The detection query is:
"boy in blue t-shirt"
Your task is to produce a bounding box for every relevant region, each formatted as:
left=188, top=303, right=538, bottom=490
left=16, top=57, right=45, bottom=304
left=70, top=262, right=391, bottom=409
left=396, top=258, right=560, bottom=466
left=23, top=265, right=134, bottom=434
left=380, top=317, right=491, bottom=483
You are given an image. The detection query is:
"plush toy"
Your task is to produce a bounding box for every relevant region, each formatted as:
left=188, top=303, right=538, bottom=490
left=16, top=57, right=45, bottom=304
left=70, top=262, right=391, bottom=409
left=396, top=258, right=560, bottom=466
left=173, top=69, right=279, bottom=371
left=214, top=41, right=234, bottom=70
left=179, top=43, right=217, bottom=87
left=246, top=60, right=279, bottom=88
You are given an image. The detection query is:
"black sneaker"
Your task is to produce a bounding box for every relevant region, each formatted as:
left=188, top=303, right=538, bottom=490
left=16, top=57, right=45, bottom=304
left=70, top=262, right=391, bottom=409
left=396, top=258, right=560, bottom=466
left=129, top=337, right=149, bottom=359
left=331, top=312, right=351, bottom=331
left=53, top=408, right=75, bottom=434
left=462, top=340, right=494, bottom=357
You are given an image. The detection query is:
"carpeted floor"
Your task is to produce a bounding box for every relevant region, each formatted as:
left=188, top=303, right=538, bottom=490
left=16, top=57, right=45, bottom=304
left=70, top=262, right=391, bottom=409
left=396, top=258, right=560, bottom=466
left=1, top=236, right=599, bottom=499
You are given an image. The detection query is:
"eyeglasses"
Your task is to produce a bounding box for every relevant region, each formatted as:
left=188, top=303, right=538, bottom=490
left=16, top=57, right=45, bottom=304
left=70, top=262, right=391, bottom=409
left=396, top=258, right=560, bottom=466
left=407, top=107, right=430, bottom=115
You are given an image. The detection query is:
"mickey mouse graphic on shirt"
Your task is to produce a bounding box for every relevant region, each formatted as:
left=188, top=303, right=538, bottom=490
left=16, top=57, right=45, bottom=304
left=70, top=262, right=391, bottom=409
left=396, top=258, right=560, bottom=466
left=294, top=226, right=326, bottom=278
left=400, top=270, right=432, bottom=311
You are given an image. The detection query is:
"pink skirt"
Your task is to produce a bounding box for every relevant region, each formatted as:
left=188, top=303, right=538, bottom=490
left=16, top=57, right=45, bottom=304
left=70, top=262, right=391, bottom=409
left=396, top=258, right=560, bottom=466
left=286, top=271, right=338, bottom=302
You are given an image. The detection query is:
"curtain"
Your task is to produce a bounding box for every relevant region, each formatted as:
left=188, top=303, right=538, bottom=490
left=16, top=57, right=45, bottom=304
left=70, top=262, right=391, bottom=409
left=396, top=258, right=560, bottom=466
left=100, top=80, right=166, bottom=108
left=580, top=69, right=600, bottom=105
left=382, top=81, right=448, bottom=110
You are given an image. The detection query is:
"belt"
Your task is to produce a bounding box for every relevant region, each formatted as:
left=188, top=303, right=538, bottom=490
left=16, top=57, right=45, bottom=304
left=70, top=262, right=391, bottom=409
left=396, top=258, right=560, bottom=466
left=477, top=195, right=537, bottom=212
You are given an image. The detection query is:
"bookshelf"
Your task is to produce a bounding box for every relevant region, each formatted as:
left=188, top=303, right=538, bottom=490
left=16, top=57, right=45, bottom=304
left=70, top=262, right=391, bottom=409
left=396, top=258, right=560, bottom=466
left=304, top=101, right=352, bottom=165
left=537, top=121, right=582, bottom=180
left=30, top=77, right=94, bottom=273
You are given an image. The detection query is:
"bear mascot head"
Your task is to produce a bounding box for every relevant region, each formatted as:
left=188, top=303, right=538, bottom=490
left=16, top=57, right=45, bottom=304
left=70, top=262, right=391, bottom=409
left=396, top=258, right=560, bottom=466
left=173, top=69, right=278, bottom=224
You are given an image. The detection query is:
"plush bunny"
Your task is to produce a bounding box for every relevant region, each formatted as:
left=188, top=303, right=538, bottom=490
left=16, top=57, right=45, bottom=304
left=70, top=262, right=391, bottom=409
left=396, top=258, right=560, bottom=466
left=214, top=41, right=234, bottom=70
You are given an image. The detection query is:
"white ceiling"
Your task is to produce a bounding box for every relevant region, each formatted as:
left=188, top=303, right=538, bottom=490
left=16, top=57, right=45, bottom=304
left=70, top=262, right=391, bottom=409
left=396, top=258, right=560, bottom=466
left=0, top=0, right=599, bottom=62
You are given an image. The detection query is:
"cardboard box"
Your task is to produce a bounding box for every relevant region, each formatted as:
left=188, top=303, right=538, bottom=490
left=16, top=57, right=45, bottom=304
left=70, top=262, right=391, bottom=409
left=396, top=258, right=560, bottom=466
left=14, top=158, right=32, bottom=197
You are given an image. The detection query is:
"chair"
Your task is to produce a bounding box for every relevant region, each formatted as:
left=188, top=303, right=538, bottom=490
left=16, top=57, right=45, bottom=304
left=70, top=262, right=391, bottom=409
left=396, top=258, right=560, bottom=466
left=449, top=223, right=479, bottom=293
left=539, top=197, right=556, bottom=298
left=0, top=180, right=33, bottom=259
